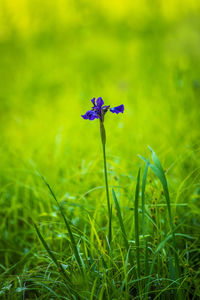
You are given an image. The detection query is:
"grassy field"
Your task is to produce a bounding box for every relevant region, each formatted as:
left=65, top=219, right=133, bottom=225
left=0, top=0, right=200, bottom=299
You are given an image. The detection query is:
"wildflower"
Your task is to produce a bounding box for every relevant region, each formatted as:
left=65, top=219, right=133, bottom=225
left=81, top=97, right=124, bottom=245
left=81, top=97, right=124, bottom=122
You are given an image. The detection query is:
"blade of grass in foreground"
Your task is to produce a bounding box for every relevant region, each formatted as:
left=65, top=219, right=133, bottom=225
left=112, top=189, right=129, bottom=251
left=112, top=188, right=138, bottom=286
left=147, top=147, right=181, bottom=276
left=134, top=168, right=141, bottom=278
left=108, top=204, right=112, bottom=248
left=34, top=223, right=71, bottom=285
left=141, top=158, right=149, bottom=238
left=34, top=223, right=81, bottom=299
left=139, top=147, right=183, bottom=299
left=141, top=159, right=150, bottom=278
left=41, top=176, right=84, bottom=275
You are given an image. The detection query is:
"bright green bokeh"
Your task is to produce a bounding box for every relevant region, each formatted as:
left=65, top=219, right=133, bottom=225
left=0, top=0, right=200, bottom=203
left=1, top=1, right=200, bottom=186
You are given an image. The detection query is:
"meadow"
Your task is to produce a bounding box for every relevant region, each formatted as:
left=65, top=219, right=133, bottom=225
left=0, top=0, right=200, bottom=299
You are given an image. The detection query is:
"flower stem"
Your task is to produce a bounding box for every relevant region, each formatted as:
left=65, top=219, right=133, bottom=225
left=100, top=121, right=112, bottom=245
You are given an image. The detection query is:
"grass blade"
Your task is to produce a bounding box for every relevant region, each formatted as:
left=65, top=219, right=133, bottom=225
left=147, top=147, right=181, bottom=277
left=134, top=168, right=141, bottom=278
left=112, top=189, right=129, bottom=251
left=108, top=204, right=112, bottom=247
left=34, top=223, right=71, bottom=284
left=112, top=189, right=139, bottom=284
left=140, top=147, right=183, bottom=299
left=141, top=159, right=150, bottom=278
left=41, top=176, right=84, bottom=275
left=141, top=158, right=149, bottom=238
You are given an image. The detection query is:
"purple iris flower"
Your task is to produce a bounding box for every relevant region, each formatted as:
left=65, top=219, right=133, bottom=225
left=81, top=97, right=124, bottom=121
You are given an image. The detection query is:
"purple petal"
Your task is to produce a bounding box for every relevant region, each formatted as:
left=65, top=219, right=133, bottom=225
left=91, top=98, right=96, bottom=107
left=96, top=97, right=104, bottom=108
left=81, top=110, right=99, bottom=120
left=110, top=104, right=124, bottom=114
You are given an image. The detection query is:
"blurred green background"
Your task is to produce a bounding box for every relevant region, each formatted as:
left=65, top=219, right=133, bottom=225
left=0, top=0, right=200, bottom=208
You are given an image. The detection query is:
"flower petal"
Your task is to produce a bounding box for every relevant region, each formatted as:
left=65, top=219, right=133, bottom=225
left=81, top=110, right=99, bottom=120
left=96, top=97, right=104, bottom=108
left=91, top=98, right=96, bottom=107
left=110, top=104, right=124, bottom=114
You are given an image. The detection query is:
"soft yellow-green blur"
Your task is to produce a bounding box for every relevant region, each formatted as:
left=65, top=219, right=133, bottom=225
left=0, top=0, right=200, bottom=189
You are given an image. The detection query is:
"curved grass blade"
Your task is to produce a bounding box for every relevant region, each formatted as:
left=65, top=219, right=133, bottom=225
left=34, top=223, right=71, bottom=286
left=147, top=146, right=181, bottom=277
left=41, top=176, right=84, bottom=275
left=90, top=277, right=98, bottom=300
left=139, top=147, right=183, bottom=299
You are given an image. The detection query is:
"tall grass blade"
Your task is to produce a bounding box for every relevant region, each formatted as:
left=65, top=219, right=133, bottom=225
left=112, top=187, right=139, bottom=289
left=141, top=158, right=149, bottom=238
left=34, top=223, right=71, bottom=285
left=140, top=158, right=150, bottom=278
left=139, top=148, right=183, bottom=299
left=90, top=278, right=98, bottom=300
left=168, top=250, right=176, bottom=294
left=134, top=168, right=141, bottom=278
left=109, top=204, right=112, bottom=247
left=144, top=239, right=149, bottom=280
left=112, top=189, right=129, bottom=251
left=147, top=147, right=181, bottom=278
left=41, top=176, right=84, bottom=274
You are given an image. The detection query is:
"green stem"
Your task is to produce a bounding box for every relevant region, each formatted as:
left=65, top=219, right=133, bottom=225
left=100, top=121, right=112, bottom=244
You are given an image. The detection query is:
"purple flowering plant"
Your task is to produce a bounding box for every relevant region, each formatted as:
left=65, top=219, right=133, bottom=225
left=81, top=97, right=124, bottom=121
left=82, top=97, right=124, bottom=244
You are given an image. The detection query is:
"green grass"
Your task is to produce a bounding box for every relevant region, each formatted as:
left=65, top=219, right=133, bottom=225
left=0, top=0, right=200, bottom=299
